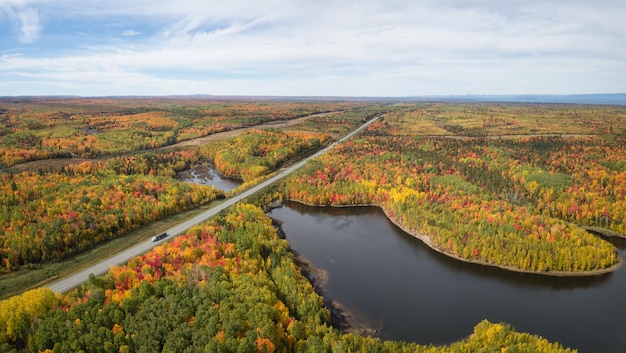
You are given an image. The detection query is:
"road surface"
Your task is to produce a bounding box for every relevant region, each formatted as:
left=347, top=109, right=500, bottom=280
left=45, top=115, right=380, bottom=293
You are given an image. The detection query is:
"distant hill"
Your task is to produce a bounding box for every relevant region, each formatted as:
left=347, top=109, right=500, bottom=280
left=421, top=94, right=626, bottom=106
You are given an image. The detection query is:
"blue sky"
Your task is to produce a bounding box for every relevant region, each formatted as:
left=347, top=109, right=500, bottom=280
left=0, top=0, right=625, bottom=97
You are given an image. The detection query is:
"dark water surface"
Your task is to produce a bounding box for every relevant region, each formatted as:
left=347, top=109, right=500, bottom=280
left=269, top=202, right=626, bottom=353
left=178, top=165, right=241, bottom=192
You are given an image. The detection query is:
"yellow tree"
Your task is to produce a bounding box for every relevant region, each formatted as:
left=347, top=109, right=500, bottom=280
left=0, top=288, right=58, bottom=346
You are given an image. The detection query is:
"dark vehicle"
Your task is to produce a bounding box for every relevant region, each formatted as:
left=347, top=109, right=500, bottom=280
left=151, top=232, right=168, bottom=242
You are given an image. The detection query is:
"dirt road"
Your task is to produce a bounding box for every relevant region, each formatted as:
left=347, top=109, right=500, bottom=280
left=6, top=111, right=337, bottom=174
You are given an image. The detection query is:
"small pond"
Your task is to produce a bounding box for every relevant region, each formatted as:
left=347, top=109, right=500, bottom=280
left=178, top=164, right=241, bottom=192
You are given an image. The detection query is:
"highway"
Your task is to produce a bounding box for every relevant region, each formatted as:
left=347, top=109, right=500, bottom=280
left=45, top=115, right=381, bottom=293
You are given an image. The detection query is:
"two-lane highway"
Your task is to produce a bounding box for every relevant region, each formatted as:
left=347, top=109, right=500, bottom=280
left=45, top=115, right=381, bottom=293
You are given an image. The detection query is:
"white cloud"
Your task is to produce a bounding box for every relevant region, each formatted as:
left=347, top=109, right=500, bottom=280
left=0, top=3, right=42, bottom=44
left=122, top=30, right=141, bottom=36
left=16, top=6, right=40, bottom=43
left=1, top=0, right=625, bottom=95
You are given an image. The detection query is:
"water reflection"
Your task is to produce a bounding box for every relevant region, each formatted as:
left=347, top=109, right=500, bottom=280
left=271, top=201, right=626, bottom=353
left=607, top=236, right=626, bottom=250
left=417, top=240, right=614, bottom=290
left=287, top=201, right=615, bottom=290
left=177, top=164, right=241, bottom=192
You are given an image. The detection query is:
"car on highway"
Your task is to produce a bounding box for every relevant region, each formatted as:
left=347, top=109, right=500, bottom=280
left=151, top=232, right=169, bottom=242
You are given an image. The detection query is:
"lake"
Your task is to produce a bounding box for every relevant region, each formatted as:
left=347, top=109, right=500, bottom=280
left=269, top=201, right=626, bottom=353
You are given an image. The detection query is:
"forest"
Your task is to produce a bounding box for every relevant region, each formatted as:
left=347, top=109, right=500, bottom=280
left=0, top=151, right=221, bottom=272
left=285, top=105, right=626, bottom=273
left=0, top=97, right=371, bottom=167
left=198, top=129, right=331, bottom=182
left=0, top=126, right=334, bottom=274
left=1, top=98, right=625, bottom=351
left=0, top=203, right=575, bottom=353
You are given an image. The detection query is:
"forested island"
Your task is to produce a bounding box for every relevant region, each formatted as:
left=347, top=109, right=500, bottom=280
left=1, top=97, right=625, bottom=352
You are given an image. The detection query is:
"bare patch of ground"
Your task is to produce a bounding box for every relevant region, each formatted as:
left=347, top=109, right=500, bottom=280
left=7, top=158, right=94, bottom=174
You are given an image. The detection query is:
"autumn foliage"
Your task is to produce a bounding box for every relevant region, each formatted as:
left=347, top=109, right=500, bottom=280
left=0, top=97, right=370, bottom=167
left=1, top=204, right=576, bottom=352
left=285, top=114, right=624, bottom=273
left=0, top=100, right=620, bottom=352
left=0, top=159, right=222, bottom=272
left=0, top=287, right=58, bottom=347
left=199, top=129, right=331, bottom=182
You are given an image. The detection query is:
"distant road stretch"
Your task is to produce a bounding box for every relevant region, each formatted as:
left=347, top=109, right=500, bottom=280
left=45, top=115, right=381, bottom=293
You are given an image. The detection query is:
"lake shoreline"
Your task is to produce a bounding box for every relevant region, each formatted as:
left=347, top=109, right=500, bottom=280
left=286, top=199, right=623, bottom=277
left=270, top=216, right=380, bottom=336
left=290, top=246, right=380, bottom=336
left=177, top=163, right=242, bottom=192
left=582, top=226, right=626, bottom=240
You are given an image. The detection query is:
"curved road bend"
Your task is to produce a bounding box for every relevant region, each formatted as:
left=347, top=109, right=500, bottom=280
left=45, top=115, right=381, bottom=293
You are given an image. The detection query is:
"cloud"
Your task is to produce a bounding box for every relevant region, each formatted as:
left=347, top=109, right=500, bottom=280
left=1, top=0, right=625, bottom=95
left=0, top=3, right=41, bottom=44
left=122, top=30, right=141, bottom=37
left=16, top=6, right=40, bottom=43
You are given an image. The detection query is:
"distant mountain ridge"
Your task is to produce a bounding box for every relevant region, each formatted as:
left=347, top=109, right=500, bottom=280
left=419, top=93, right=626, bottom=106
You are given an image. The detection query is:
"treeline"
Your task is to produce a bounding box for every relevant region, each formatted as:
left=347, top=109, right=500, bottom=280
left=0, top=204, right=575, bottom=352
left=199, top=129, right=331, bottom=182
left=0, top=151, right=223, bottom=272
left=284, top=134, right=621, bottom=273
left=0, top=98, right=372, bottom=167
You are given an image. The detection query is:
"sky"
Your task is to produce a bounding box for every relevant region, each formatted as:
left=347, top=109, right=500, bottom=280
left=0, top=0, right=625, bottom=97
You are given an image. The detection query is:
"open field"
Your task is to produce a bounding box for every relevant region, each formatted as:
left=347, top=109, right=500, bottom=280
left=384, top=103, right=626, bottom=137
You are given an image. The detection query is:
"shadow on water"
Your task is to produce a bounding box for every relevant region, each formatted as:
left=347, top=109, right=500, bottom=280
left=396, top=228, right=615, bottom=291
left=272, top=201, right=626, bottom=353
left=287, top=201, right=614, bottom=290
left=605, top=235, right=626, bottom=250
